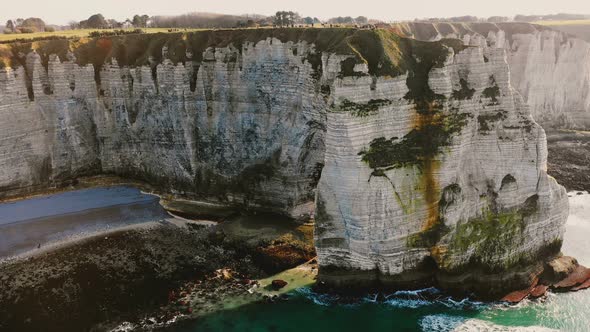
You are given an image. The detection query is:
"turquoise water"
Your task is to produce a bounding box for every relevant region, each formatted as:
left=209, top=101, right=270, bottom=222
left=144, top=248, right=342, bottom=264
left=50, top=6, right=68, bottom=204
left=168, top=192, right=590, bottom=332
left=169, top=288, right=589, bottom=331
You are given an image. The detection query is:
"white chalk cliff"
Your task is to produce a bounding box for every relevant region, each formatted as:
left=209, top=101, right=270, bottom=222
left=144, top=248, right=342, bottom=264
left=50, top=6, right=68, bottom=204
left=315, top=35, right=568, bottom=296
left=0, top=28, right=569, bottom=295
left=396, top=22, right=590, bottom=130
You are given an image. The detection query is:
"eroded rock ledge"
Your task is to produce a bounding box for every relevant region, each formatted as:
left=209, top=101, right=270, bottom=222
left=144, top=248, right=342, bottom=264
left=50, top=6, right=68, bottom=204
left=0, top=28, right=569, bottom=297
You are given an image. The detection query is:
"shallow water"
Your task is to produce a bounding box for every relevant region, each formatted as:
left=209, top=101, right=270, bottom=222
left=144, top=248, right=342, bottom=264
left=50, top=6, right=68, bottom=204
left=0, top=186, right=168, bottom=258
left=168, top=192, right=590, bottom=332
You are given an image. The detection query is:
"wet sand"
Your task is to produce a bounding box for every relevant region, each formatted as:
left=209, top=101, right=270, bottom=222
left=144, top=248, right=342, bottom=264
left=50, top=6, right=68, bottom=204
left=0, top=184, right=315, bottom=331
left=0, top=186, right=170, bottom=258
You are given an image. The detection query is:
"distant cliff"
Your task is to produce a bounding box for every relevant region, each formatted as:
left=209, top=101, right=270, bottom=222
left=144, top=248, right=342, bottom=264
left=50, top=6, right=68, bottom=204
left=0, top=28, right=569, bottom=296
left=390, top=22, right=590, bottom=130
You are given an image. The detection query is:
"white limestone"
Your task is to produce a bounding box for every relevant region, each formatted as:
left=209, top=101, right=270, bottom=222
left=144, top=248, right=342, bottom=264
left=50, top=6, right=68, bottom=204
left=401, top=22, right=590, bottom=130
left=0, top=32, right=570, bottom=290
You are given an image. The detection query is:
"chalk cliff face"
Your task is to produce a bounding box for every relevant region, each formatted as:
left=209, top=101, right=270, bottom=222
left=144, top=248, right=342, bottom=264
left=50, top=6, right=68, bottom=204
left=394, top=22, right=590, bottom=130
left=315, top=36, right=568, bottom=296
left=0, top=29, right=569, bottom=295
left=0, top=31, right=329, bottom=216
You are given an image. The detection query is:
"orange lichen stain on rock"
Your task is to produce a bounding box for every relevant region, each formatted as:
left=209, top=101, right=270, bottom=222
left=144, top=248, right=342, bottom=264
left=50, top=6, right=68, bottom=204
left=411, top=101, right=443, bottom=232
left=422, top=158, right=441, bottom=231
left=430, top=245, right=448, bottom=264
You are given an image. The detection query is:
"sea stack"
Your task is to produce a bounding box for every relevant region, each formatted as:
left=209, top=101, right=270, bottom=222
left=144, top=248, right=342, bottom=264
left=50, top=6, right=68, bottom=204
left=0, top=27, right=570, bottom=297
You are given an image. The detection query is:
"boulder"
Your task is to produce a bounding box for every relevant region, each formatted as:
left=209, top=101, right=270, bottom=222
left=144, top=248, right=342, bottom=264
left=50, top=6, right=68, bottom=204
left=530, top=284, right=549, bottom=298
left=547, top=256, right=578, bottom=281
left=554, top=266, right=590, bottom=289
left=271, top=279, right=288, bottom=290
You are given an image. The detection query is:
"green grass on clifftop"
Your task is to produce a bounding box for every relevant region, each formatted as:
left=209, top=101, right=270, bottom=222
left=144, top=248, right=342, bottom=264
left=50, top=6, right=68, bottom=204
left=0, top=27, right=468, bottom=80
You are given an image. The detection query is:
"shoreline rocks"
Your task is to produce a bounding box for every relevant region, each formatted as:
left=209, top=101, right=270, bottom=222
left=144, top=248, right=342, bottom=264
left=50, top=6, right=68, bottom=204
left=0, top=204, right=315, bottom=332
left=0, top=27, right=574, bottom=302
left=501, top=256, right=590, bottom=303
left=271, top=279, right=288, bottom=290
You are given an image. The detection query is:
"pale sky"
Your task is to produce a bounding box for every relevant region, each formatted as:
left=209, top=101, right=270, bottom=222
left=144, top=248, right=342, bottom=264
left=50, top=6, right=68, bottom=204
left=1, top=0, right=590, bottom=25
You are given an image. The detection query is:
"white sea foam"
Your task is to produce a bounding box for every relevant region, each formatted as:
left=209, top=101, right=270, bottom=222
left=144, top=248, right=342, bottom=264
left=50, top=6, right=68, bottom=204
left=419, top=314, right=559, bottom=332
left=296, top=287, right=489, bottom=310
left=295, top=287, right=340, bottom=306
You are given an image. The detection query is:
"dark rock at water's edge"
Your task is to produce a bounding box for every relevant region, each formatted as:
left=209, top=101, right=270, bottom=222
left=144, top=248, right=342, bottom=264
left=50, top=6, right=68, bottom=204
left=0, top=26, right=576, bottom=301
left=0, top=214, right=314, bottom=332
left=271, top=279, right=288, bottom=290
left=313, top=256, right=590, bottom=304
left=501, top=256, right=590, bottom=303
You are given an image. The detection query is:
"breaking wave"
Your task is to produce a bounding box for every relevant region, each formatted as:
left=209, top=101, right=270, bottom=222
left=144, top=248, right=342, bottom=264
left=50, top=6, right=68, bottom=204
left=296, top=286, right=489, bottom=310
left=419, top=314, right=558, bottom=332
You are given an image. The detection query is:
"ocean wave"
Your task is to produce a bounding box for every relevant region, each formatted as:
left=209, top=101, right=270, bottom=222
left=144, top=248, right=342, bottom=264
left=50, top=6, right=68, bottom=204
left=419, top=314, right=559, bottom=332
left=295, top=287, right=341, bottom=306
left=295, top=287, right=489, bottom=310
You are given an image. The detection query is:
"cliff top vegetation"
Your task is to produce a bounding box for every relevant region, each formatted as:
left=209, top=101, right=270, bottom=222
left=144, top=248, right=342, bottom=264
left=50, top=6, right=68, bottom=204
left=0, top=27, right=467, bottom=77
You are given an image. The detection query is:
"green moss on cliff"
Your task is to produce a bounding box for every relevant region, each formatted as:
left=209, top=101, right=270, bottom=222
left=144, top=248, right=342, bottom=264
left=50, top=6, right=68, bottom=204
left=407, top=220, right=450, bottom=248
left=358, top=111, right=470, bottom=170
left=334, top=98, right=393, bottom=117
left=447, top=194, right=539, bottom=272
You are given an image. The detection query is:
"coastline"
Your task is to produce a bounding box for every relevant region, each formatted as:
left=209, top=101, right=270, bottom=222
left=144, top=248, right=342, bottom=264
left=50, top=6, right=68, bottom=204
left=1, top=138, right=589, bottom=330
left=0, top=184, right=315, bottom=331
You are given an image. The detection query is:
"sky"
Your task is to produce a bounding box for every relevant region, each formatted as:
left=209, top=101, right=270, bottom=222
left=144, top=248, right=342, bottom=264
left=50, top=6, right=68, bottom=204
left=1, top=0, right=590, bottom=25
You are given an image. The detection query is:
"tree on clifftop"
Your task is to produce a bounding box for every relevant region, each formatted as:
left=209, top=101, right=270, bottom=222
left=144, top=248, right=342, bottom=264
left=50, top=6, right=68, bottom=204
left=274, top=11, right=300, bottom=27
left=132, top=15, right=150, bottom=28
left=4, top=20, right=15, bottom=33
left=80, top=14, right=108, bottom=29
left=355, top=16, right=368, bottom=24
left=19, top=17, right=46, bottom=33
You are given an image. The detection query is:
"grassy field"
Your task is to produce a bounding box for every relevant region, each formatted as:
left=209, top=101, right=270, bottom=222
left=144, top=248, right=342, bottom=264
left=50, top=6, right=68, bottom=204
left=533, top=20, right=590, bottom=26
left=533, top=20, right=590, bottom=42
left=0, top=28, right=206, bottom=43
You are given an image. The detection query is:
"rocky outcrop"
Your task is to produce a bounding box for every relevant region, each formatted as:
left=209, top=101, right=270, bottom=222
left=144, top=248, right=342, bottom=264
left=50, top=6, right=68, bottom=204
left=0, top=28, right=569, bottom=296
left=502, top=256, right=590, bottom=302
left=391, top=22, right=590, bottom=130
left=313, top=31, right=569, bottom=297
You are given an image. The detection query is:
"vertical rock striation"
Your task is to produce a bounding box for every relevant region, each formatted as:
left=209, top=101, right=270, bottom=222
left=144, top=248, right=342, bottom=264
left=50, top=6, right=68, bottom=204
left=393, top=22, right=590, bottom=130
left=0, top=29, right=569, bottom=296
left=0, top=31, right=330, bottom=217
left=314, top=33, right=569, bottom=296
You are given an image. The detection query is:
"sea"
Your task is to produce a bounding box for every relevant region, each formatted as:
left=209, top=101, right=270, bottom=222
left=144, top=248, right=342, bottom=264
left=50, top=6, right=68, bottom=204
left=2, top=187, right=589, bottom=331
left=168, top=192, right=590, bottom=332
